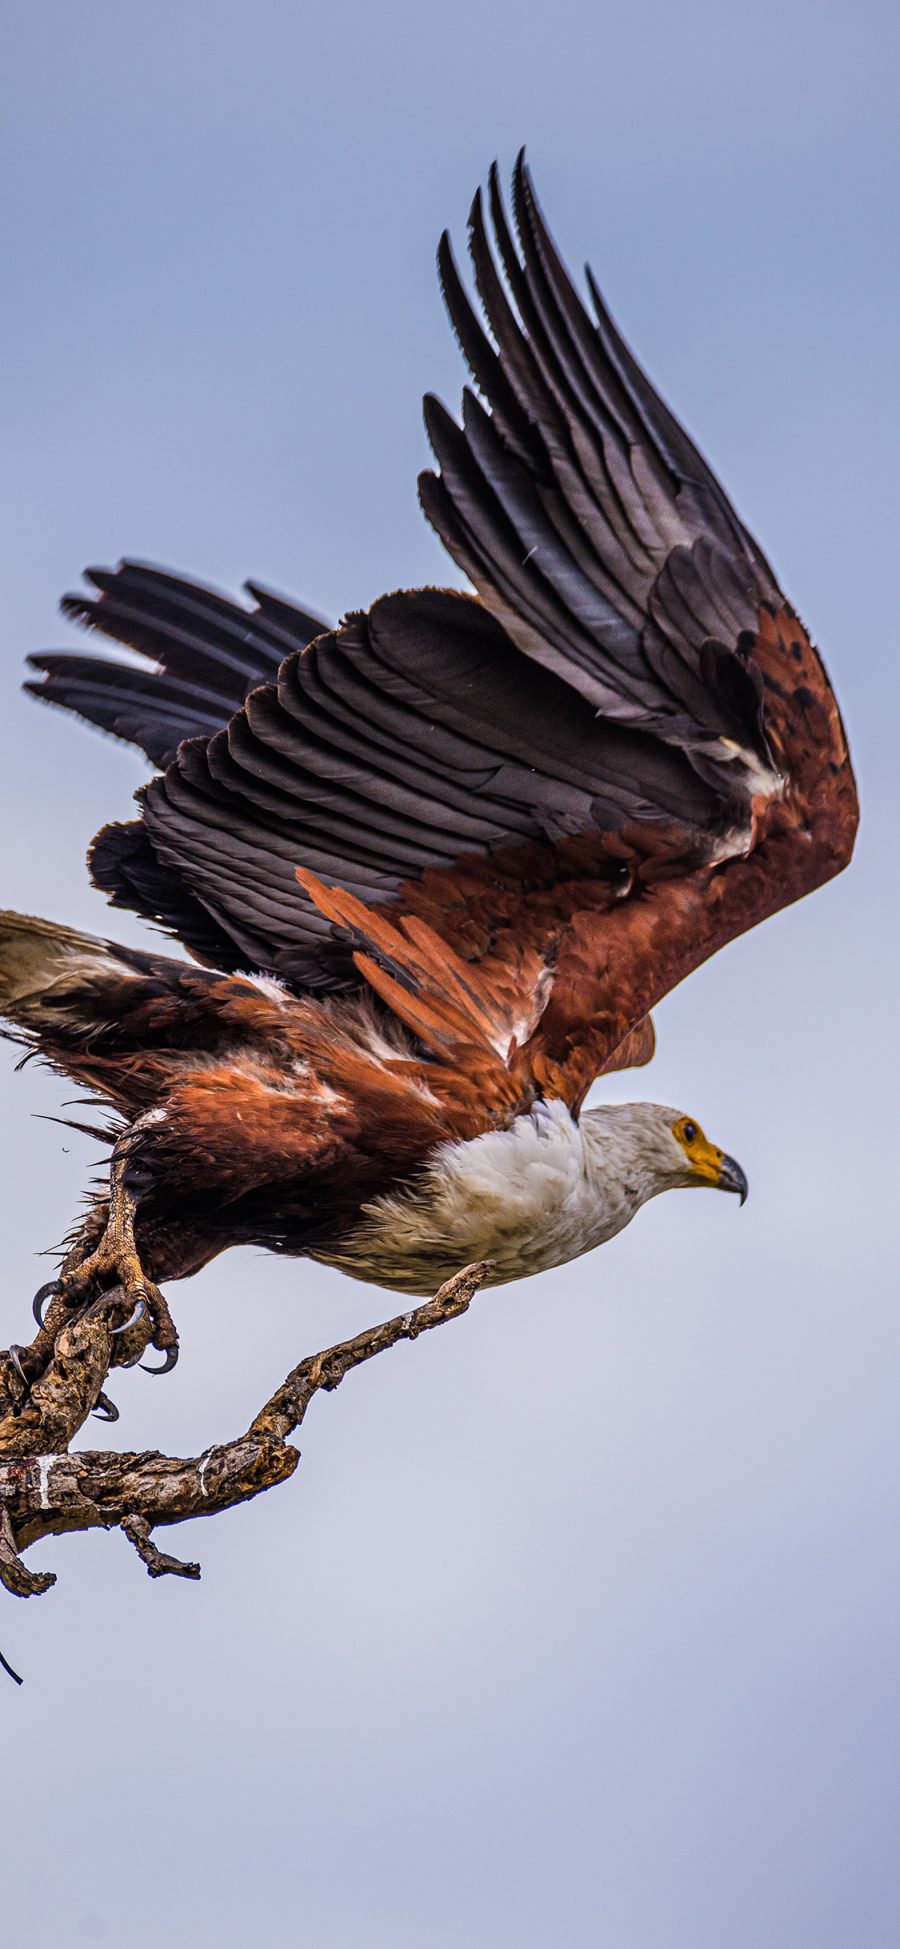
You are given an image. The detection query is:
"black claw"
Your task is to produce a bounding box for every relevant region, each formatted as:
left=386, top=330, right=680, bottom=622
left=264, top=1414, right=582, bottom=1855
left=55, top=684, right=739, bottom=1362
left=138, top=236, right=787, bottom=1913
left=140, top=1345, right=179, bottom=1376
left=7, top=1344, right=30, bottom=1393
left=112, top=1297, right=146, bottom=1337
left=92, top=1390, right=120, bottom=1422
left=32, top=1281, right=62, bottom=1330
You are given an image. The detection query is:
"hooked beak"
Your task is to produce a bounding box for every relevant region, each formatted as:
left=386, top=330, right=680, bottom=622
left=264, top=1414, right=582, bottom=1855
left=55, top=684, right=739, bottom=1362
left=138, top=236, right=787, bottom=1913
left=717, top=1153, right=749, bottom=1205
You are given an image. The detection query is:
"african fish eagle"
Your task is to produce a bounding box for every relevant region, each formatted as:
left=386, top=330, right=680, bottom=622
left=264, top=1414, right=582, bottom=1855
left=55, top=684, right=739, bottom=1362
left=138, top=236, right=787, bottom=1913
left=0, top=158, right=857, bottom=1382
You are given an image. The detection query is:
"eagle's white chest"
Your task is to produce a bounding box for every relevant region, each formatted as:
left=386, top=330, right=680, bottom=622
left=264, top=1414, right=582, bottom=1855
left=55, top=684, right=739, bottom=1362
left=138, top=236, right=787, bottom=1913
left=311, top=1099, right=644, bottom=1296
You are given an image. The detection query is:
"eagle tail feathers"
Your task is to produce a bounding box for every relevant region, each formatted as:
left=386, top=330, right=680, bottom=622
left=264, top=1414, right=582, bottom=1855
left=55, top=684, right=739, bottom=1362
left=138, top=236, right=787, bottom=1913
left=0, top=911, right=127, bottom=1033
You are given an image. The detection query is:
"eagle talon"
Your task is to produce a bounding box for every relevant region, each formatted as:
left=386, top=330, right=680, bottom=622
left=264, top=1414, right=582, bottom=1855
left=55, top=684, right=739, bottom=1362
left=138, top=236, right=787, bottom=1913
left=32, top=1280, right=62, bottom=1329
left=140, top=1345, right=179, bottom=1376
left=7, top=1343, right=30, bottom=1395
left=112, top=1296, right=147, bottom=1337
left=92, top=1390, right=119, bottom=1422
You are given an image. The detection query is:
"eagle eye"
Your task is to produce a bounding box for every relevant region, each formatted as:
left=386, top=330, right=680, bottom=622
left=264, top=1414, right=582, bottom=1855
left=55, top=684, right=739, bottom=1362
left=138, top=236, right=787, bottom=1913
left=682, top=1120, right=697, bottom=1144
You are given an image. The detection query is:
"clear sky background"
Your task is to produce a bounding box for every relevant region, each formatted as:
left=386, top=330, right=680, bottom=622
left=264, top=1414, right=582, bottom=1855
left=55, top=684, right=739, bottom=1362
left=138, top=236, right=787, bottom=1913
left=2, top=3, right=899, bottom=1944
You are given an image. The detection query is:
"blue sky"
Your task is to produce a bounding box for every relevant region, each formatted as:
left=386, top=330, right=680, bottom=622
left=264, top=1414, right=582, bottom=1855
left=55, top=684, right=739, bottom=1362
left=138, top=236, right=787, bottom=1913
left=2, top=3, right=899, bottom=1944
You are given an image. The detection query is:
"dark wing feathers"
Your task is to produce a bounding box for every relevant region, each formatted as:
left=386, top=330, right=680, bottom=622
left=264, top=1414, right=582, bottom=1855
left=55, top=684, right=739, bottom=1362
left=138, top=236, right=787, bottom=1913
left=27, top=560, right=329, bottom=768
left=92, top=584, right=723, bottom=987
left=23, top=159, right=857, bottom=1102
left=89, top=819, right=249, bottom=971
left=24, top=653, right=239, bottom=770
left=421, top=154, right=778, bottom=788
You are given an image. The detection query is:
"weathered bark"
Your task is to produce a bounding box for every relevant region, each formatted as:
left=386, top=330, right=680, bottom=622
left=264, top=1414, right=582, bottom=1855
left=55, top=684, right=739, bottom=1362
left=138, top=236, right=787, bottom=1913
left=0, top=1262, right=491, bottom=1619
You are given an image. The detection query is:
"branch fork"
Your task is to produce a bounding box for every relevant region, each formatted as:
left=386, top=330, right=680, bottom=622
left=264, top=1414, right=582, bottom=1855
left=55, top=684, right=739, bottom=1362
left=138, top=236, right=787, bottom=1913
left=0, top=1262, right=492, bottom=1631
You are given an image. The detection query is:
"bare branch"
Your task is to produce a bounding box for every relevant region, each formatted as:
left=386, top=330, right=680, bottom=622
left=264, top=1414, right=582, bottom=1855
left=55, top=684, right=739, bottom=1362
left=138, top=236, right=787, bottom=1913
left=120, top=1515, right=201, bottom=1581
left=249, top=1257, right=493, bottom=1443
left=0, top=1284, right=155, bottom=1456
left=0, top=1506, right=56, bottom=1597
left=0, top=1261, right=493, bottom=1621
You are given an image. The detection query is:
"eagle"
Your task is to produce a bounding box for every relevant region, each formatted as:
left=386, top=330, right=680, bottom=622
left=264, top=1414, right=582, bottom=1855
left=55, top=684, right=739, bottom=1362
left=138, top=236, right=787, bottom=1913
left=0, top=158, right=858, bottom=1380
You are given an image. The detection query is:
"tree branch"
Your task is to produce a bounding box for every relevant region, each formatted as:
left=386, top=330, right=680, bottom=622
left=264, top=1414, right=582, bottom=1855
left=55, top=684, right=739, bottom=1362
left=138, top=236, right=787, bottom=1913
left=0, top=1262, right=492, bottom=1612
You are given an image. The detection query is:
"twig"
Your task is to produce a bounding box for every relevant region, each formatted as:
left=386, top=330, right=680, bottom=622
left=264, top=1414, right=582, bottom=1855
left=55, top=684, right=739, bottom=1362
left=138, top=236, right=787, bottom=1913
left=249, top=1257, right=493, bottom=1443
left=120, top=1514, right=200, bottom=1580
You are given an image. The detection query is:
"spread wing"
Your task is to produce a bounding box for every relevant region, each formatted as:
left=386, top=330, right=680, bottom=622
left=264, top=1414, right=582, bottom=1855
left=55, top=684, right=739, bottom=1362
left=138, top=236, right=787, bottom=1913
left=26, top=158, right=857, bottom=1113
